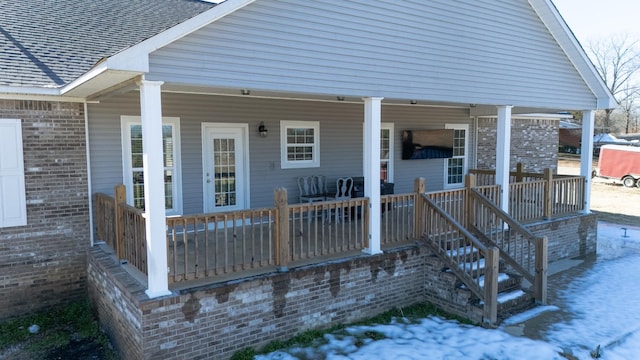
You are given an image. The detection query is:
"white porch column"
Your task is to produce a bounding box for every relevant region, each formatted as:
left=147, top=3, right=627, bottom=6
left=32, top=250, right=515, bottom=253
left=496, top=106, right=513, bottom=214
left=363, top=97, right=383, bottom=255
left=580, top=110, right=596, bottom=213
left=138, top=79, right=171, bottom=298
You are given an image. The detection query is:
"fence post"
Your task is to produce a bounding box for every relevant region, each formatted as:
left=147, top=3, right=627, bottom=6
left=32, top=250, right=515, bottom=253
left=114, top=184, right=126, bottom=260
left=483, top=246, right=499, bottom=326
left=543, top=168, right=553, bottom=219
left=274, top=188, right=289, bottom=271
left=413, top=178, right=426, bottom=239
left=516, top=162, right=524, bottom=182
left=464, top=174, right=476, bottom=229
left=535, top=236, right=548, bottom=304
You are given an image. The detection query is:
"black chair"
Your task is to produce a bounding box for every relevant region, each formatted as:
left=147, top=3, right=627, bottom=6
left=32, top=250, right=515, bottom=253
left=381, top=181, right=394, bottom=213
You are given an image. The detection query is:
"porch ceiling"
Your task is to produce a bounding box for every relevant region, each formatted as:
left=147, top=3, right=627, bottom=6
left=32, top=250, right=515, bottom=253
left=75, top=75, right=570, bottom=116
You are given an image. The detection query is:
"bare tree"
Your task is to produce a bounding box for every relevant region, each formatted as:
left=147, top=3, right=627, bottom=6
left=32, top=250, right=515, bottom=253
left=587, top=34, right=640, bottom=132
left=619, top=84, right=639, bottom=133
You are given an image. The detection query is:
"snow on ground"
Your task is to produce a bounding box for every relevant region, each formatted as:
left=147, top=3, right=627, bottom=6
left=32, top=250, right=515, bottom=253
left=544, top=222, right=640, bottom=359
left=256, top=222, right=640, bottom=360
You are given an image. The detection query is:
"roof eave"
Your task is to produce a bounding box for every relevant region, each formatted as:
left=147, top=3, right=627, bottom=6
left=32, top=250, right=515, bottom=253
left=99, top=0, right=256, bottom=74
left=529, top=0, right=617, bottom=110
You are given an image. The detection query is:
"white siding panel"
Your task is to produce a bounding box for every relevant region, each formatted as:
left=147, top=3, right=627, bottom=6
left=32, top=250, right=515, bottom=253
left=0, top=119, right=27, bottom=227
left=88, top=92, right=471, bottom=213
left=148, top=0, right=597, bottom=109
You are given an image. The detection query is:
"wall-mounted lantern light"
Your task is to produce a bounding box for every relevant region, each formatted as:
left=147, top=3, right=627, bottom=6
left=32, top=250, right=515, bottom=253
left=258, top=121, right=268, bottom=137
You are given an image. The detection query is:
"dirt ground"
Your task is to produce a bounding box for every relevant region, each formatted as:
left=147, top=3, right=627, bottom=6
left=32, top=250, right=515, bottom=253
left=558, top=156, right=640, bottom=225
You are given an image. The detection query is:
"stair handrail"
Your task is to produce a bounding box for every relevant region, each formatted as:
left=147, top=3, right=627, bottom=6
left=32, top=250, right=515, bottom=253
left=420, top=193, right=499, bottom=324
left=468, top=188, right=547, bottom=304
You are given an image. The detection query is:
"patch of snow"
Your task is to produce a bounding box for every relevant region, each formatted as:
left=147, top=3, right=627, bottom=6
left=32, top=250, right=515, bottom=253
left=501, top=306, right=560, bottom=326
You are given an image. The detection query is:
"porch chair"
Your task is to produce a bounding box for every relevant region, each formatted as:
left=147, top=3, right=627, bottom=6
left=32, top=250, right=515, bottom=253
left=326, top=177, right=353, bottom=223
left=298, top=175, right=328, bottom=203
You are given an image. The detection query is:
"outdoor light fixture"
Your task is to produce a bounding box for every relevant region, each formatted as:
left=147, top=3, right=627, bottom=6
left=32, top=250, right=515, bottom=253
left=258, top=121, right=268, bottom=137
left=241, top=89, right=251, bottom=95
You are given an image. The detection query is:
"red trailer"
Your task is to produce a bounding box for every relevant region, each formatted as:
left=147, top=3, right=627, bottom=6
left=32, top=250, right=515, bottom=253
left=595, top=144, right=640, bottom=188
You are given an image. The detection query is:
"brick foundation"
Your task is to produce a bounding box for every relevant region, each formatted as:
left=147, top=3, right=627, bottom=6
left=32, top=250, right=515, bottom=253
left=527, top=213, right=597, bottom=262
left=0, top=100, right=89, bottom=320
left=87, top=213, right=596, bottom=360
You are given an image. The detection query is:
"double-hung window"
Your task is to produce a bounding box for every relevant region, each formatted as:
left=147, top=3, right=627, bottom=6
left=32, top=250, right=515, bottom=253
left=0, top=119, right=27, bottom=227
left=121, top=116, right=182, bottom=215
left=444, top=124, right=469, bottom=188
left=381, top=123, right=394, bottom=182
left=280, top=121, right=320, bottom=169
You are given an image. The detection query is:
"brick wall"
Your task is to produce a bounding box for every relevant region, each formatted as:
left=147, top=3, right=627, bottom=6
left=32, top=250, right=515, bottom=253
left=477, top=117, right=559, bottom=173
left=88, top=245, right=427, bottom=360
left=87, top=214, right=596, bottom=360
left=528, top=213, right=597, bottom=262
left=0, top=100, right=89, bottom=320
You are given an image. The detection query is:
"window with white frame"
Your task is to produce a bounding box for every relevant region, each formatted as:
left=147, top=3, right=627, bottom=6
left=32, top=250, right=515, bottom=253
left=444, top=124, right=469, bottom=188
left=381, top=123, right=394, bottom=182
left=121, top=116, right=182, bottom=215
left=280, top=121, right=320, bottom=169
left=0, top=119, right=27, bottom=228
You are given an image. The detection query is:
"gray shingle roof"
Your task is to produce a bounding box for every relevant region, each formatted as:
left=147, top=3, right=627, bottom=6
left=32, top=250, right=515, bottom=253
left=0, top=0, right=216, bottom=88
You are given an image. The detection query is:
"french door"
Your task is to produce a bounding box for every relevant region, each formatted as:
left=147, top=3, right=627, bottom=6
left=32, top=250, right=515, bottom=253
left=202, top=124, right=249, bottom=213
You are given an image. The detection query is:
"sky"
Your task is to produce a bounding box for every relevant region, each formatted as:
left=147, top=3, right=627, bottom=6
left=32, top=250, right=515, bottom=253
left=256, top=222, right=640, bottom=360
left=552, top=0, right=640, bottom=43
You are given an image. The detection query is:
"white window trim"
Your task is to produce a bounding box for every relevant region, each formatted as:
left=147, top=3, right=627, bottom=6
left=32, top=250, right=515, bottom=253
left=444, top=123, right=469, bottom=189
left=381, top=123, right=394, bottom=182
left=280, top=120, right=320, bottom=169
left=0, top=119, right=27, bottom=228
left=120, top=116, right=183, bottom=216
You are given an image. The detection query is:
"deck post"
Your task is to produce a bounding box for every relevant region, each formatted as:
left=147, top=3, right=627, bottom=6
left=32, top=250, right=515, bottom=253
left=114, top=184, right=126, bottom=260
left=483, top=246, right=499, bottom=326
left=543, top=168, right=553, bottom=219
left=496, top=105, right=513, bottom=214
left=464, top=175, right=475, bottom=229
left=138, top=79, right=171, bottom=299
left=535, top=236, right=548, bottom=304
left=515, top=162, right=524, bottom=182
left=580, top=110, right=595, bottom=213
left=413, top=178, right=426, bottom=239
left=274, top=188, right=289, bottom=271
left=362, top=96, right=384, bottom=255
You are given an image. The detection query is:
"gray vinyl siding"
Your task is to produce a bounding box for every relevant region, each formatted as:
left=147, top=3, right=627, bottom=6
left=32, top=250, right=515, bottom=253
left=147, top=0, right=597, bottom=110
left=87, top=92, right=471, bottom=214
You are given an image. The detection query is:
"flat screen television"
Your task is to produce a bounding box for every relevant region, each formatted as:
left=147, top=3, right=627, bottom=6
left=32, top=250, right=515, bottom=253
left=401, top=129, right=454, bottom=160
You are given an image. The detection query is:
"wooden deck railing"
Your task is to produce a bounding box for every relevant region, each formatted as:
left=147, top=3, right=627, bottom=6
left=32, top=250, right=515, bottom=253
left=287, top=198, right=369, bottom=263
left=469, top=165, right=585, bottom=221
left=120, top=204, right=147, bottom=275
left=469, top=164, right=544, bottom=186
left=381, top=193, right=416, bottom=246
left=95, top=172, right=567, bottom=297
left=551, top=176, right=585, bottom=215
left=509, top=180, right=546, bottom=222
left=166, top=208, right=276, bottom=283
left=95, top=192, right=116, bottom=250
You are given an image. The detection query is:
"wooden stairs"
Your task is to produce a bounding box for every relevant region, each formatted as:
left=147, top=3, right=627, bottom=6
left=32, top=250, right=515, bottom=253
left=420, top=187, right=547, bottom=326
left=426, top=238, right=537, bottom=326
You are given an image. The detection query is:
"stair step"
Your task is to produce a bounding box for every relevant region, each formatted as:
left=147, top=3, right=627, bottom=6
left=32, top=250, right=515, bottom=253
left=458, top=258, right=485, bottom=271
left=478, top=289, right=526, bottom=306
left=497, top=290, right=525, bottom=304
left=461, top=272, right=510, bottom=289
left=446, top=245, right=479, bottom=257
